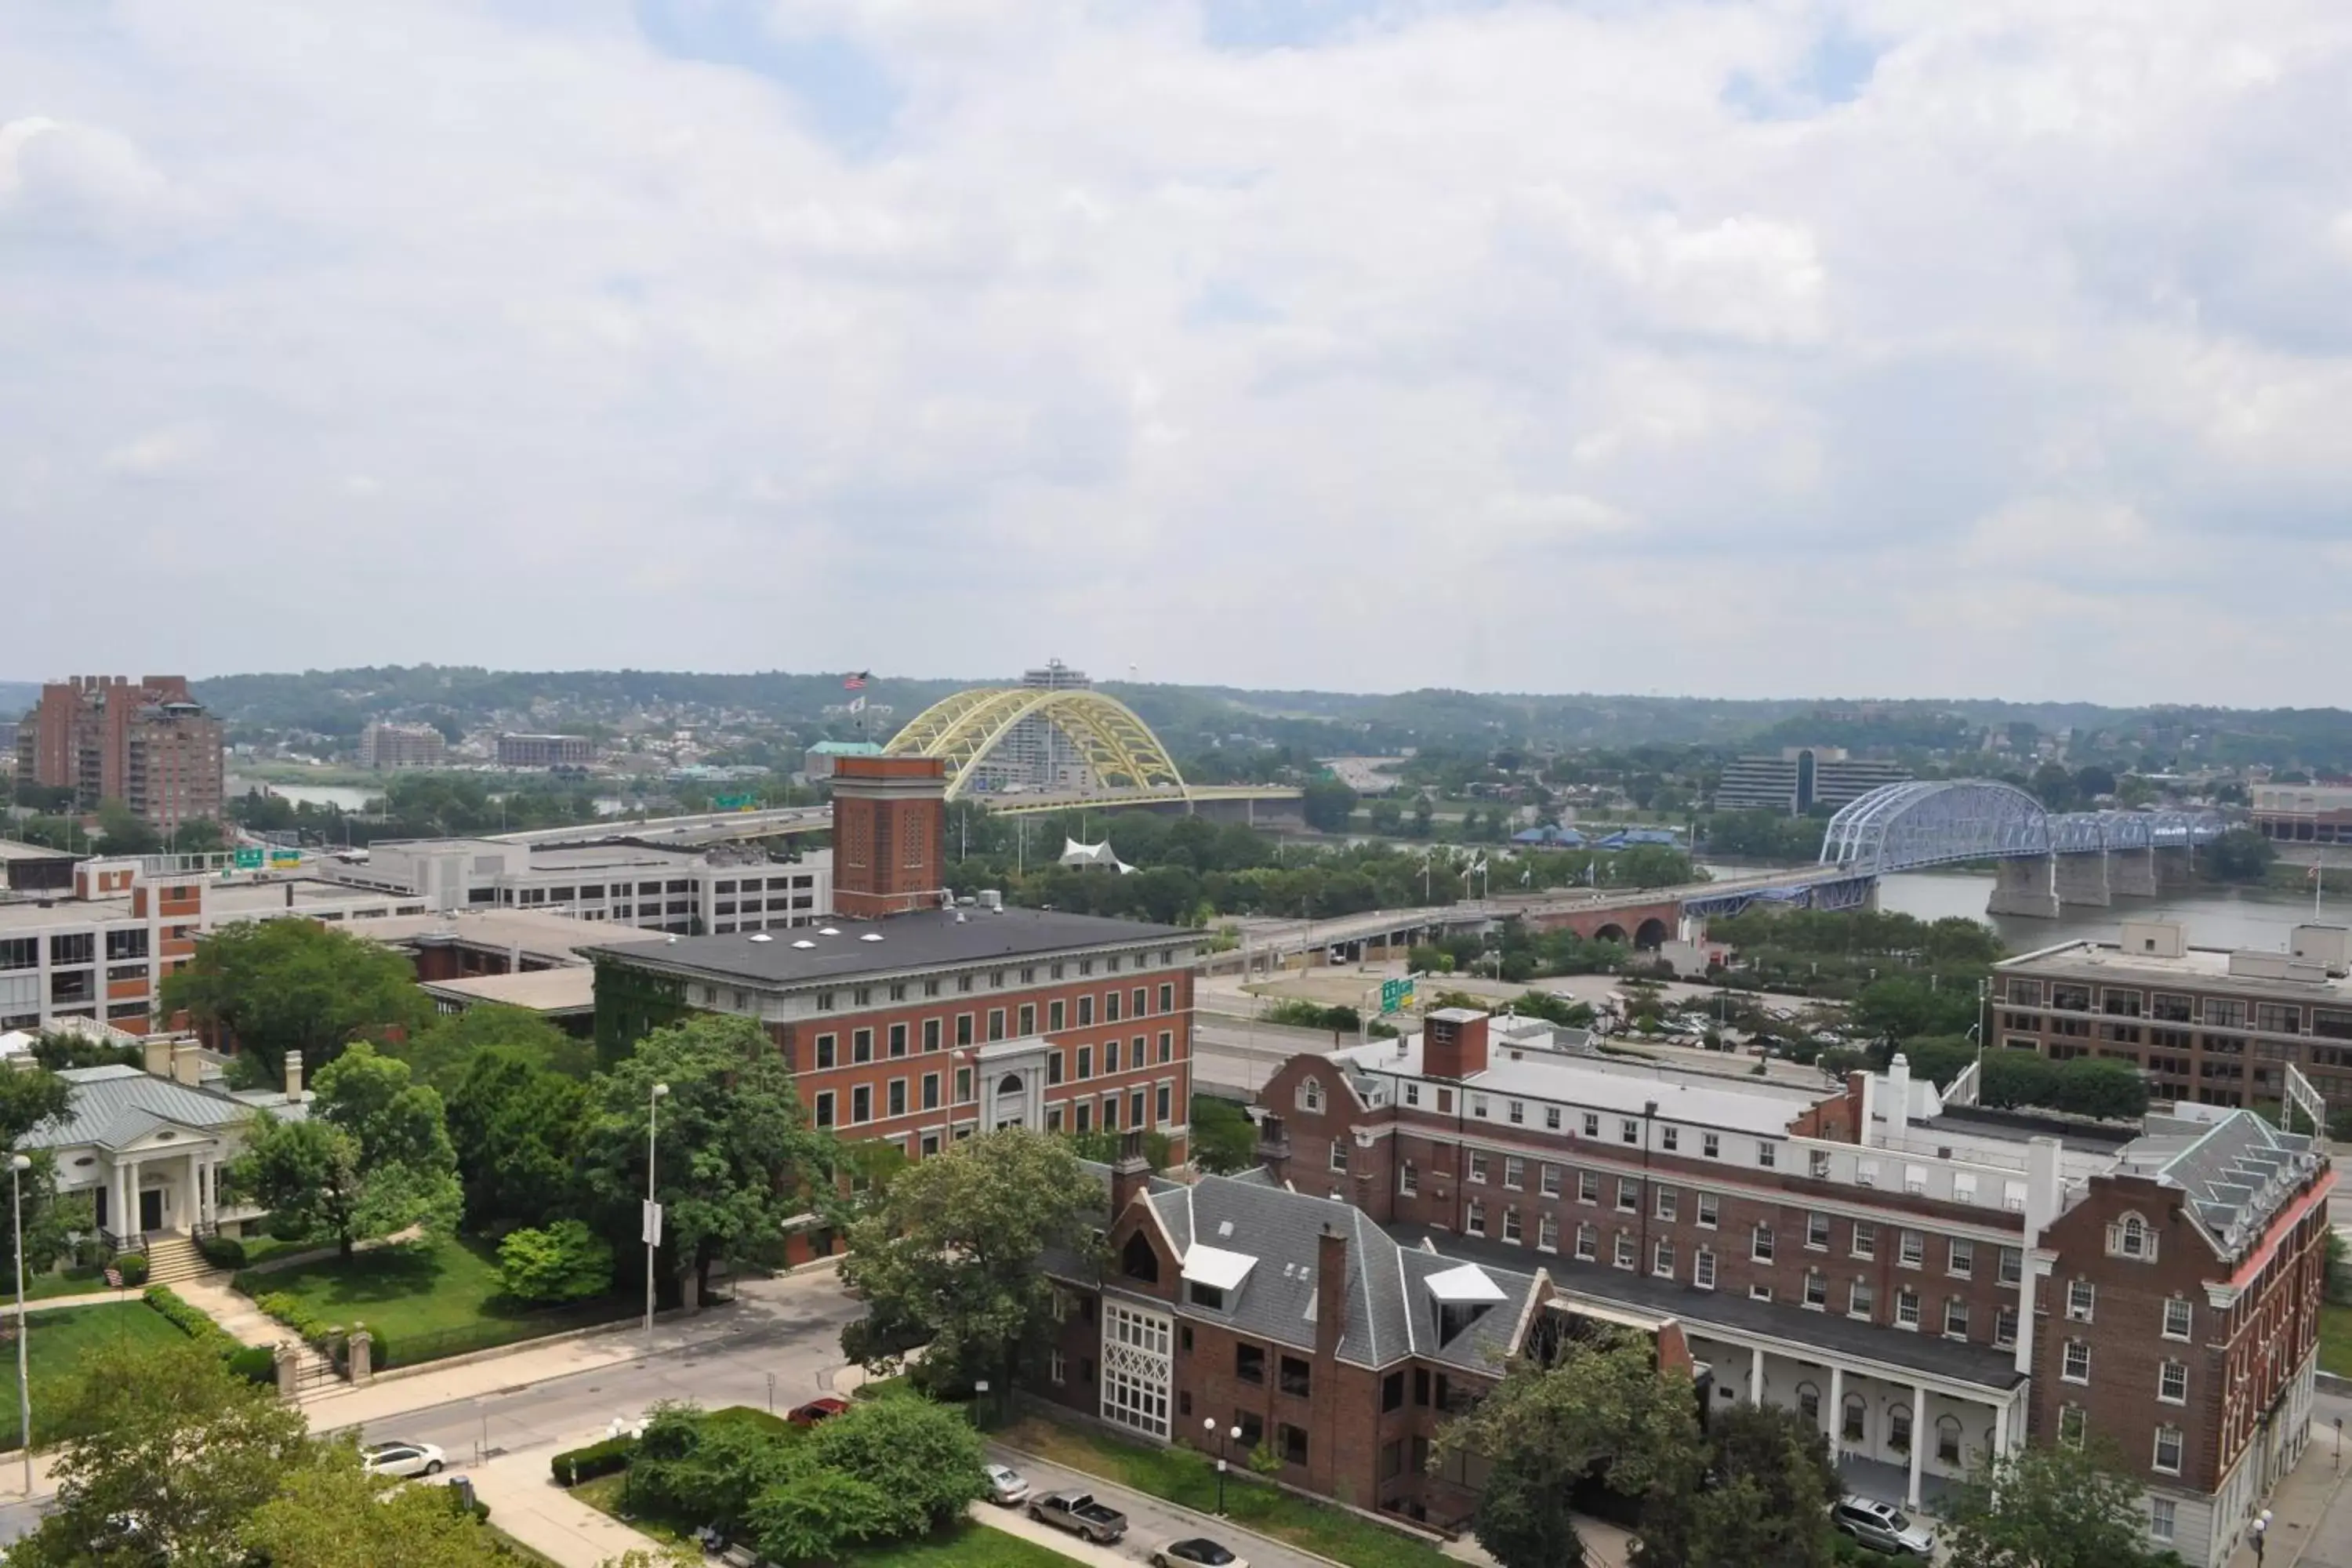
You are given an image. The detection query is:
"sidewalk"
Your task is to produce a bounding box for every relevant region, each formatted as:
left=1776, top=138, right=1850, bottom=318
left=169, top=1276, right=289, bottom=1349
left=468, top=1445, right=670, bottom=1568
left=2225, top=1421, right=2352, bottom=1568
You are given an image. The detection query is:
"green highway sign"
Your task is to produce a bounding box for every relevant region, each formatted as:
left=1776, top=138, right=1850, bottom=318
left=713, top=793, right=758, bottom=811
left=1379, top=977, right=1417, bottom=1014
left=232, top=847, right=263, bottom=869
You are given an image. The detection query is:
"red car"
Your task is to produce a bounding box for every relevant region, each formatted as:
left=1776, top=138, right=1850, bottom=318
left=786, top=1396, right=851, bottom=1428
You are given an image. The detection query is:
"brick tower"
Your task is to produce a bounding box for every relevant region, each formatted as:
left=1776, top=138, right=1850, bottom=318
left=829, top=756, right=949, bottom=919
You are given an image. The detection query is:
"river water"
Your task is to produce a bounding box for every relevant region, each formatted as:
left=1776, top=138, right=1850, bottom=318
left=1873, top=870, right=2332, bottom=956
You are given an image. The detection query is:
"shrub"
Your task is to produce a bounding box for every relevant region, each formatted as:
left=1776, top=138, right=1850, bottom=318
left=550, top=1436, right=637, bottom=1486
left=497, top=1220, right=616, bottom=1305
left=228, top=1345, right=278, bottom=1385
left=253, top=1290, right=332, bottom=1344
left=804, top=1394, right=987, bottom=1534
left=115, top=1254, right=149, bottom=1287
left=143, top=1284, right=235, bottom=1348
left=196, top=1233, right=247, bottom=1270
left=632, top=1405, right=793, bottom=1534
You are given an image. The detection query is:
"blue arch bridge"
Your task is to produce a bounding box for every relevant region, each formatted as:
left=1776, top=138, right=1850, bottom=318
left=1679, top=780, right=2229, bottom=921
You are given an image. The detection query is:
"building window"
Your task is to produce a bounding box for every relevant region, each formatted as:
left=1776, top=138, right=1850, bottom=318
left=1234, top=1343, right=1264, bottom=1383
left=1751, top=1225, right=1773, bottom=1263
left=1501, top=1207, right=1523, bottom=1243
left=1842, top=1396, right=1866, bottom=1443
left=1697, top=1193, right=1718, bottom=1229
left=1998, top=1247, right=2022, bottom=1286
left=813, top=1091, right=835, bottom=1128
left=923, top=1073, right=941, bottom=1111
left=1504, top=1156, right=1524, bottom=1189
left=1896, top=1289, right=1919, bottom=1328
left=1048, top=1000, right=1065, bottom=1031
left=2107, top=1213, right=2156, bottom=1261
left=1846, top=1221, right=1875, bottom=1260
left=1507, top=1099, right=1524, bottom=1125
left=851, top=1086, right=872, bottom=1124
left=852, top=1029, right=873, bottom=1064
left=1748, top=1284, right=1773, bottom=1303
left=1614, top=1232, right=1636, bottom=1270
left=1329, top=1138, right=1348, bottom=1173
left=1404, top=1083, right=1421, bottom=1107
left=1655, top=1189, right=1678, bottom=1222
left=1936, top=1417, right=1963, bottom=1465
left=1018, top=1004, right=1036, bottom=1036
left=1702, top=1132, right=1721, bottom=1159
left=1578, top=1171, right=1599, bottom=1204
left=1279, top=1424, right=1308, bottom=1467
left=1582, top=1112, right=1599, bottom=1138
left=1574, top=1224, right=1597, bottom=1262
left=2149, top=1499, right=2176, bottom=1544
left=1804, top=1271, right=1827, bottom=1308
left=1995, top=1305, right=2018, bottom=1346
left=1467, top=1200, right=1486, bottom=1237
left=1899, top=1229, right=1924, bottom=1268
left=1798, top=1385, right=1820, bottom=1425
left=1100, top=1302, right=1171, bottom=1440
left=1694, top=1248, right=1715, bottom=1289
left=1051, top=1350, right=1066, bottom=1385
left=1949, top=1239, right=1973, bottom=1278
left=1617, top=1178, right=1638, bottom=1213
left=2152, top=1426, right=2183, bottom=1475
left=1651, top=1239, right=1674, bottom=1276
left=2057, top=1405, right=2086, bottom=1447
left=924, top=1018, right=942, bottom=1051
left=1655, top=1123, right=1679, bottom=1152
left=1540, top=1164, right=1561, bottom=1197
left=1077, top=1047, right=1092, bottom=1080
left=1538, top=1214, right=1558, bottom=1250
left=1298, top=1079, right=1323, bottom=1113
left=1807, top=1212, right=1830, bottom=1250
left=2062, top=1340, right=2089, bottom=1384
left=2158, top=1361, right=2187, bottom=1404
left=1850, top=1279, right=1875, bottom=1319
left=2066, top=1279, right=2095, bottom=1323
left=1077, top=996, right=1094, bottom=1026
left=1620, top=1118, right=1639, bottom=1145
left=1944, top=1297, right=1969, bottom=1338
left=887, top=1080, right=907, bottom=1116
left=814, top=1033, right=837, bottom=1069
left=1399, top=1161, right=1418, bottom=1196
left=2162, top=1298, right=2193, bottom=1340
left=1468, top=1151, right=1488, bottom=1185
left=1545, top=1106, right=1562, bottom=1131
left=1279, top=1355, right=1311, bottom=1398
left=1888, top=1403, right=1912, bottom=1454
left=1757, top=1142, right=1776, bottom=1169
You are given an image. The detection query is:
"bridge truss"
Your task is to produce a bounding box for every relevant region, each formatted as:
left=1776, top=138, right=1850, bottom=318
left=1819, top=780, right=2223, bottom=877
left=882, top=688, right=1188, bottom=803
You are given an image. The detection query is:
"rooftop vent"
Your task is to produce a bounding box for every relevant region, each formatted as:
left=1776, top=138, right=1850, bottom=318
left=748, top=933, right=774, bottom=943
left=859, top=932, right=884, bottom=942
left=791, top=939, right=817, bottom=949
left=818, top=926, right=841, bottom=936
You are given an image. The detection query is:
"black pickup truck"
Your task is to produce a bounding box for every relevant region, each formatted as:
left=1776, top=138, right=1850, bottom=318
left=1029, top=1489, right=1130, bottom=1544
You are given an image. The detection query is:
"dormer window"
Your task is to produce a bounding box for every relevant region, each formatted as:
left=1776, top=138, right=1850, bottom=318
left=1298, top=1079, right=1323, bottom=1114
left=1122, top=1232, right=1161, bottom=1285
left=2107, top=1213, right=2155, bottom=1261
left=1189, top=1282, right=1225, bottom=1309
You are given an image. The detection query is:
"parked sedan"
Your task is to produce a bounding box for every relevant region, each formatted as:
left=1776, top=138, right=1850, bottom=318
left=1153, top=1538, right=1247, bottom=1568
left=983, top=1464, right=1032, bottom=1506
left=786, top=1396, right=851, bottom=1428
left=361, top=1441, right=447, bottom=1479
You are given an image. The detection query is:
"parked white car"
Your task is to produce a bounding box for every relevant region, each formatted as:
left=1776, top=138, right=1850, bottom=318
left=984, top=1464, right=1032, bottom=1505
left=361, top=1440, right=447, bottom=1479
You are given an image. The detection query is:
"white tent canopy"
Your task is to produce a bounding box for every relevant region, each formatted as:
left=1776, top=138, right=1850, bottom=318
left=1058, top=838, right=1136, bottom=874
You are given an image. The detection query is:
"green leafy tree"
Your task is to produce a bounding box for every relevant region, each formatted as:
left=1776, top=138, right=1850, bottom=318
left=241, top=1454, right=512, bottom=1566
left=395, top=1001, right=593, bottom=1094
left=448, top=1047, right=590, bottom=1227
left=229, top=1042, right=461, bottom=1256
left=743, top=1394, right=986, bottom=1562
left=1301, top=776, right=1356, bottom=833
left=93, top=798, right=165, bottom=856
left=0, top=1069, right=93, bottom=1274
left=579, top=1014, right=833, bottom=1304
left=498, top=1218, right=616, bottom=1304
left=839, top=1127, right=1104, bottom=1392
left=9, top=1335, right=313, bottom=1568
left=2205, top=828, right=2276, bottom=884
left=159, top=918, right=428, bottom=1084
left=747, top=1459, right=900, bottom=1563
left=631, top=1403, right=794, bottom=1535
left=1436, top=1331, right=1703, bottom=1568
left=1410, top=793, right=1436, bottom=837
left=1632, top=1403, right=1840, bottom=1568
left=1189, top=1095, right=1259, bottom=1174
left=1944, top=1438, right=2178, bottom=1568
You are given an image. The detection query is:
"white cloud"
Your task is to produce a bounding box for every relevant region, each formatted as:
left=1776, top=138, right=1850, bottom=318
left=0, top=0, right=2348, bottom=703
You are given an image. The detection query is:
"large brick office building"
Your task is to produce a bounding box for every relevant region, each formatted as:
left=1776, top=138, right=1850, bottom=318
left=583, top=757, right=1203, bottom=1164
left=1030, top=1007, right=2328, bottom=1567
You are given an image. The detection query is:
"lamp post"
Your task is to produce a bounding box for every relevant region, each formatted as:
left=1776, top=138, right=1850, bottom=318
left=2251, top=1508, right=2272, bottom=1565
left=644, top=1082, right=670, bottom=1345
left=1205, top=1417, right=1242, bottom=1514
left=11, top=1153, right=29, bottom=1493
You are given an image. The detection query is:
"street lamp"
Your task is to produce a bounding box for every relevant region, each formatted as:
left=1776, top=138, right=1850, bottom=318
left=2251, top=1508, right=2273, bottom=1564
left=644, top=1083, right=670, bottom=1345
left=10, top=1153, right=28, bottom=1492
left=1205, top=1417, right=1242, bottom=1514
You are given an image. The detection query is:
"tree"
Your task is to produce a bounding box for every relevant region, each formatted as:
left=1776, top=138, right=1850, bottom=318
left=0, top=1069, right=93, bottom=1277
left=229, top=1042, right=461, bottom=1256
left=159, top=918, right=427, bottom=1085
left=241, top=1454, right=512, bottom=1567
left=1944, top=1439, right=2176, bottom=1568
left=9, top=1335, right=313, bottom=1568
left=1301, top=776, right=1356, bottom=833
left=448, top=1046, right=590, bottom=1227
left=838, top=1127, right=1104, bottom=1393
left=499, top=1218, right=616, bottom=1304
left=2206, top=828, right=2276, bottom=884
left=395, top=1001, right=593, bottom=1094
left=1189, top=1096, right=1258, bottom=1174
left=1632, top=1403, right=1840, bottom=1568
left=579, top=1014, right=833, bottom=1304
left=1436, top=1331, right=1704, bottom=1568
left=93, top=798, right=165, bottom=856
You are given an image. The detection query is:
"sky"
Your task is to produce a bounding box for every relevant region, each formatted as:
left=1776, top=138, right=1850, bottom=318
left=3, top=0, right=2350, bottom=706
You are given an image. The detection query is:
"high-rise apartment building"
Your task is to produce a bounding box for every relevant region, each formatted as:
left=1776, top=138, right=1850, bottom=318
left=966, top=659, right=1093, bottom=793
left=1714, top=747, right=1910, bottom=815
left=16, top=677, right=223, bottom=829
left=358, top=721, right=448, bottom=770
left=495, top=733, right=595, bottom=768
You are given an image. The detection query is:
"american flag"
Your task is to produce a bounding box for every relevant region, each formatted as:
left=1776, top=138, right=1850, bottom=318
left=842, top=671, right=870, bottom=691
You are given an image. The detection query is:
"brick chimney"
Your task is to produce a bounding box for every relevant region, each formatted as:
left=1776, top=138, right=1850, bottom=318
left=1109, top=1127, right=1152, bottom=1219
left=1422, top=1008, right=1489, bottom=1080
left=1315, top=1223, right=1349, bottom=1359
left=829, top=757, right=948, bottom=920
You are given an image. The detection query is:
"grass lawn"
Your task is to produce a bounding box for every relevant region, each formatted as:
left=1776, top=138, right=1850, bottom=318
left=1000, top=1414, right=1453, bottom=1568
left=2321, top=1303, right=2352, bottom=1378
left=0, top=1302, right=187, bottom=1449
left=568, top=1472, right=700, bottom=1550
left=237, top=1235, right=630, bottom=1366
left=856, top=1523, right=1088, bottom=1566
left=17, top=1265, right=111, bottom=1303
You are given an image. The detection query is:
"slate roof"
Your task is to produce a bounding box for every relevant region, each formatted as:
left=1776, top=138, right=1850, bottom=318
left=582, top=907, right=1196, bottom=989
left=20, top=1064, right=263, bottom=1152
left=1069, top=1165, right=1544, bottom=1373
left=1395, top=1223, right=2027, bottom=1392
left=2122, top=1111, right=2324, bottom=1260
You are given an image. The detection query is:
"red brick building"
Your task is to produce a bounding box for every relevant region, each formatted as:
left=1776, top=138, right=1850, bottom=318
left=18, top=675, right=223, bottom=830
left=1206, top=1007, right=2329, bottom=1567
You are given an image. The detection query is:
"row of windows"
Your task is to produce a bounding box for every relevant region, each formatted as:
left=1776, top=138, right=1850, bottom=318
left=2056, top=1339, right=2192, bottom=1403
left=2056, top=1404, right=2188, bottom=1475
left=2009, top=977, right=2352, bottom=1041
left=815, top=967, right=1181, bottom=1014
left=813, top=1022, right=1180, bottom=1076
left=812, top=1076, right=1178, bottom=1134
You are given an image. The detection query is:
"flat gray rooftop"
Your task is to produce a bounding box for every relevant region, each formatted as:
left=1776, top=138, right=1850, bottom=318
left=586, top=907, right=1196, bottom=987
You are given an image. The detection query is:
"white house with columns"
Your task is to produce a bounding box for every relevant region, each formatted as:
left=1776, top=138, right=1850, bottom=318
left=18, top=1036, right=309, bottom=1250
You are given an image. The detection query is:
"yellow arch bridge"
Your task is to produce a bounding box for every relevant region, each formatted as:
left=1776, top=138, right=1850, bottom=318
left=880, top=687, right=1295, bottom=815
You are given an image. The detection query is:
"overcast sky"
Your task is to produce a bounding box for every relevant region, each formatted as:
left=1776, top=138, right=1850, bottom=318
left=4, top=1, right=2348, bottom=706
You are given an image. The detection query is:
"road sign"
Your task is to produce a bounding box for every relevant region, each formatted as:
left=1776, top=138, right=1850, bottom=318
left=713, top=793, right=757, bottom=811
left=641, top=1200, right=664, bottom=1247
left=233, top=847, right=263, bottom=869
left=1379, top=977, right=1416, bottom=1014
left=268, top=849, right=301, bottom=868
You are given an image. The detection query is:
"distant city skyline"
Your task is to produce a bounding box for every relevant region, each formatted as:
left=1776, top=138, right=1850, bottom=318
left=5, top=2, right=2347, bottom=705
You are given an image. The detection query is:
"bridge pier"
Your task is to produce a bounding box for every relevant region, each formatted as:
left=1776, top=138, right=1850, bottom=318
left=1987, top=855, right=2060, bottom=919
left=2054, top=851, right=2112, bottom=908
left=2155, top=844, right=2197, bottom=891
left=2109, top=845, right=2158, bottom=898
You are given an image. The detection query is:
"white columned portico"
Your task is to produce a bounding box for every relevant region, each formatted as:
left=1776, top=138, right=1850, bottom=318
left=1907, top=1385, right=1926, bottom=1509
left=1828, top=1365, right=1845, bottom=1448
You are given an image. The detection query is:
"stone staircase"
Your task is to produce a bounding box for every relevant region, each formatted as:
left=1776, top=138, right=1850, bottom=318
left=140, top=1234, right=215, bottom=1287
